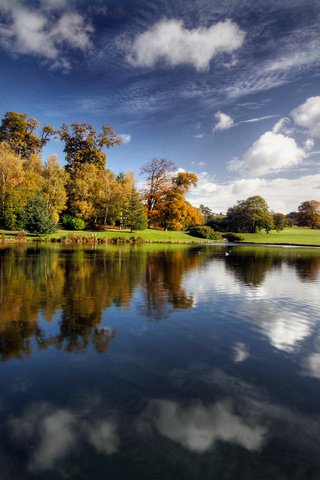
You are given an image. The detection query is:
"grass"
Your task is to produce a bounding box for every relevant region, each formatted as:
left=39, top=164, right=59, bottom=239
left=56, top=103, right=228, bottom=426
left=1, top=226, right=319, bottom=246
left=0, top=228, right=211, bottom=243
left=240, top=227, right=320, bottom=246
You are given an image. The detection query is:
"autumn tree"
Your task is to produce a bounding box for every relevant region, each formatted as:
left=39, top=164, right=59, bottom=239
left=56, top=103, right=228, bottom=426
left=0, top=143, right=25, bottom=228
left=41, top=155, right=68, bottom=223
left=156, top=171, right=200, bottom=230
left=141, top=158, right=176, bottom=225
left=58, top=122, right=121, bottom=172
left=226, top=195, right=273, bottom=233
left=0, top=112, right=54, bottom=159
left=297, top=200, right=320, bottom=229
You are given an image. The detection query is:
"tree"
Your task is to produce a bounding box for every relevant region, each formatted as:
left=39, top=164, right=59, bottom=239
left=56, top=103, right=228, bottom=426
left=0, top=143, right=25, bottom=228
left=199, top=204, right=213, bottom=223
left=272, top=212, right=286, bottom=232
left=122, top=188, right=148, bottom=232
left=58, top=122, right=121, bottom=172
left=42, top=155, right=68, bottom=223
left=226, top=195, right=273, bottom=233
left=0, top=112, right=54, bottom=159
left=141, top=158, right=175, bottom=224
left=22, top=195, right=57, bottom=234
left=297, top=200, right=320, bottom=229
left=155, top=171, right=200, bottom=230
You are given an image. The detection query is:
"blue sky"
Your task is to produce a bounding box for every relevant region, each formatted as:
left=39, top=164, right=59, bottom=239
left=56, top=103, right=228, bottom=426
left=0, top=0, right=319, bottom=213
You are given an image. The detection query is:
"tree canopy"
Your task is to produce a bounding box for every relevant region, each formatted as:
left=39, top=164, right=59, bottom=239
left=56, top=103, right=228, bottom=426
left=0, top=112, right=54, bottom=159
left=226, top=195, right=273, bottom=233
left=58, top=122, right=121, bottom=172
left=297, top=200, right=320, bottom=229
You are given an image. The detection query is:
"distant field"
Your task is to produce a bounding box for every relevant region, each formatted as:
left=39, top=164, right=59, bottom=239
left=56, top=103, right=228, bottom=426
left=240, top=228, right=320, bottom=246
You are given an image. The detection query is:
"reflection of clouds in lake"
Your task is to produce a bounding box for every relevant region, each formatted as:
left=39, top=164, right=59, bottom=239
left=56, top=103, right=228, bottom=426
left=257, top=312, right=311, bottom=352
left=8, top=402, right=119, bottom=472
left=302, top=353, right=320, bottom=379
left=144, top=399, right=266, bottom=453
left=86, top=420, right=119, bottom=455
left=184, top=260, right=319, bottom=353
left=233, top=342, right=249, bottom=362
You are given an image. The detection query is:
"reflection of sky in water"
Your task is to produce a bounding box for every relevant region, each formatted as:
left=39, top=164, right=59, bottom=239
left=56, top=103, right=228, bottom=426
left=183, top=257, right=320, bottom=357
left=1, top=246, right=320, bottom=479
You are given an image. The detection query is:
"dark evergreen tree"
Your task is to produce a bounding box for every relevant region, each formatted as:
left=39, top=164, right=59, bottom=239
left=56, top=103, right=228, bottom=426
left=123, top=188, right=148, bottom=232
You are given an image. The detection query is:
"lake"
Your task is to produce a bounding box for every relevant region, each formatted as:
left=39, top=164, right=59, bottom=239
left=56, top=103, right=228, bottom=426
left=0, top=244, right=320, bottom=479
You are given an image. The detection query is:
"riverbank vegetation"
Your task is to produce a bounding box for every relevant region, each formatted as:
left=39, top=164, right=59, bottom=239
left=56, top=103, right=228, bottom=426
left=0, top=111, right=319, bottom=245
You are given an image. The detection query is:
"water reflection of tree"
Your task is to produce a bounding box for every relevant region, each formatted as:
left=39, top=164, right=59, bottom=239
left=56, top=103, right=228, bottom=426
left=225, top=251, right=283, bottom=286
left=0, top=247, right=144, bottom=359
left=286, top=256, right=320, bottom=282
left=142, top=249, right=201, bottom=320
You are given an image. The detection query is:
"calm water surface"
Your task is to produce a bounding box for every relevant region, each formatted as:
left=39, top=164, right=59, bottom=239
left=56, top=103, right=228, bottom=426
left=0, top=244, right=320, bottom=479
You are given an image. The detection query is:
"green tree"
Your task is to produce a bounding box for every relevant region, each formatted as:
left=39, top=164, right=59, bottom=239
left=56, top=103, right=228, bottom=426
left=22, top=194, right=57, bottom=234
left=0, top=112, right=54, bottom=159
left=123, top=188, right=148, bottom=232
left=297, top=200, right=320, bottom=229
left=199, top=204, right=213, bottom=224
left=58, top=122, right=121, bottom=172
left=226, top=195, right=273, bottom=233
left=272, top=212, right=286, bottom=232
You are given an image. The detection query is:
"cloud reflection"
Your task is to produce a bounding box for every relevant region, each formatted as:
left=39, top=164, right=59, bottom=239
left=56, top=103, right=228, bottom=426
left=8, top=403, right=119, bottom=472
left=143, top=399, right=266, bottom=453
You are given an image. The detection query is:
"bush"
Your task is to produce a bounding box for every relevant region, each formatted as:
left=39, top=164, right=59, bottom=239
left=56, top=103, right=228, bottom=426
left=22, top=195, right=57, bottom=235
left=62, top=214, right=86, bottom=230
left=222, top=232, right=244, bottom=242
left=189, top=225, right=220, bottom=240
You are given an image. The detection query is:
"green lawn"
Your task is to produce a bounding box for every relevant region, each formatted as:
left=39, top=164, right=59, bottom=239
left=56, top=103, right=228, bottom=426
left=0, top=228, right=211, bottom=243
left=1, top=226, right=320, bottom=246
left=240, top=227, right=320, bottom=246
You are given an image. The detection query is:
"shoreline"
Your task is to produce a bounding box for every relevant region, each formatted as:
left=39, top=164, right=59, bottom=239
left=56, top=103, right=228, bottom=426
left=1, top=236, right=320, bottom=248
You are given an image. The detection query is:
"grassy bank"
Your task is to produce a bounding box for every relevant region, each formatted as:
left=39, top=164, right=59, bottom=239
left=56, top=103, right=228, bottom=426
left=0, top=228, right=211, bottom=244
left=1, top=226, right=319, bottom=246
left=240, top=227, right=320, bottom=246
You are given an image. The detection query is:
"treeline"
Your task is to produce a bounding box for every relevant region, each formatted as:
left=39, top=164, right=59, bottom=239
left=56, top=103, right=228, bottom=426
left=197, top=196, right=320, bottom=238
left=0, top=112, right=201, bottom=234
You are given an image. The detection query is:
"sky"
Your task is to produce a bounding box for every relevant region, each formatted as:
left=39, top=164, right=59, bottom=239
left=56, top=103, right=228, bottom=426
left=0, top=0, right=319, bottom=213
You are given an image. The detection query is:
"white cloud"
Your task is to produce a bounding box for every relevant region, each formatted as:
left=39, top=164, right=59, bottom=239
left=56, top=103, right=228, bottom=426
left=272, top=117, right=291, bottom=135
left=239, top=115, right=278, bottom=125
left=291, top=96, right=320, bottom=137
left=127, top=19, right=246, bottom=71
left=0, top=2, right=93, bottom=70
left=228, top=131, right=306, bottom=177
left=214, top=111, right=234, bottom=131
left=187, top=171, right=320, bottom=213
left=119, top=133, right=131, bottom=144
left=147, top=399, right=266, bottom=453
left=193, top=133, right=205, bottom=139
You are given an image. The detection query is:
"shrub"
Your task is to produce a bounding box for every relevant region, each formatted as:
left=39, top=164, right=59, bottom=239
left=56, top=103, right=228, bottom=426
left=189, top=225, right=220, bottom=240
left=222, top=232, right=244, bottom=242
left=62, top=214, right=86, bottom=231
